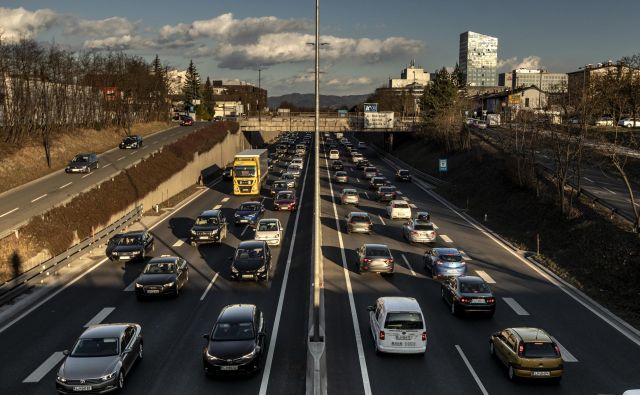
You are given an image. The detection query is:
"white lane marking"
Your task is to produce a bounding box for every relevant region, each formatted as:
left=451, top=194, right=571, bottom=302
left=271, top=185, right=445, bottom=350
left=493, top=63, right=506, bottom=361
left=200, top=273, right=219, bottom=301
left=213, top=204, right=222, bottom=210
left=142, top=146, right=148, bottom=150
left=221, top=197, right=230, bottom=203
left=102, top=163, right=112, bottom=168
left=130, top=152, right=136, bottom=156
left=378, top=215, right=386, bottom=225
left=84, top=307, right=116, bottom=327
left=433, top=223, right=439, bottom=230
left=459, top=250, right=472, bottom=261
left=58, top=182, right=72, bottom=190
left=455, top=345, right=489, bottom=395
left=22, top=352, right=65, bottom=383
left=323, top=151, right=372, bottom=395
left=259, top=151, right=311, bottom=395
left=475, top=270, right=496, bottom=284
left=172, top=239, right=185, bottom=247
left=502, top=297, right=530, bottom=316
left=0, top=176, right=225, bottom=335
left=583, top=176, right=593, bottom=182
left=356, top=178, right=361, bottom=183
left=117, top=156, right=125, bottom=161
left=31, top=194, right=48, bottom=203
left=363, top=191, right=369, bottom=199
left=412, top=177, right=640, bottom=347
left=240, top=225, right=250, bottom=237
left=81, top=172, right=93, bottom=179
left=409, top=203, right=417, bottom=208
left=401, top=254, right=416, bottom=276
left=440, top=234, right=453, bottom=243
left=550, top=336, right=579, bottom=362
left=396, top=191, right=403, bottom=195
left=603, top=187, right=616, bottom=194
left=123, top=281, right=136, bottom=292
left=401, top=196, right=408, bottom=201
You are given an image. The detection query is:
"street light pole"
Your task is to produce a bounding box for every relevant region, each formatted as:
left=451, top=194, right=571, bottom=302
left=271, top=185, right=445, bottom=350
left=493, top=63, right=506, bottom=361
left=312, top=0, right=322, bottom=343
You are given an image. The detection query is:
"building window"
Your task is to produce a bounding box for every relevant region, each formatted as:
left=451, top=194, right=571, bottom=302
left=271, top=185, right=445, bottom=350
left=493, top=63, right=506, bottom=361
left=525, top=98, right=530, bottom=107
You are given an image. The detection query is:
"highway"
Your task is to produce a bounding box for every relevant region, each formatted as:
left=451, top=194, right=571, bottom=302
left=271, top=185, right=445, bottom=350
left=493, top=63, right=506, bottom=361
left=0, top=122, right=209, bottom=237
left=1, top=133, right=640, bottom=394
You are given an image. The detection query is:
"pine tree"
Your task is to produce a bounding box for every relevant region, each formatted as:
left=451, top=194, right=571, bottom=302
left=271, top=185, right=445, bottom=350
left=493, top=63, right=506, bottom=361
left=183, top=59, right=201, bottom=103
left=203, top=76, right=214, bottom=115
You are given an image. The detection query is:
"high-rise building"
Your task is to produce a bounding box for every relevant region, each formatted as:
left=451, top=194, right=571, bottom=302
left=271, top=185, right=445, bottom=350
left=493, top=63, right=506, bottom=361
left=459, top=31, right=498, bottom=87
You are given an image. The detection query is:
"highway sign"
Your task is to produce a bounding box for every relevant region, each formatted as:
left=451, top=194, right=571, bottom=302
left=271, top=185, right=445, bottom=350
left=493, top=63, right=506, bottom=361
left=364, top=103, right=378, bottom=113
left=439, top=159, right=448, bottom=172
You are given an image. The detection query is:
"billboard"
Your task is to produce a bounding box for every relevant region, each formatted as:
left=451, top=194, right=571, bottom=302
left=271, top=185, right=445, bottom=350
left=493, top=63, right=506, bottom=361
left=364, top=112, right=394, bottom=129
left=363, top=103, right=378, bottom=113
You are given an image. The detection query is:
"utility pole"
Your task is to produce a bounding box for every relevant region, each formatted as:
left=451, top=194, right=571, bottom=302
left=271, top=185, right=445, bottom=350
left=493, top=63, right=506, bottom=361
left=312, top=0, right=322, bottom=344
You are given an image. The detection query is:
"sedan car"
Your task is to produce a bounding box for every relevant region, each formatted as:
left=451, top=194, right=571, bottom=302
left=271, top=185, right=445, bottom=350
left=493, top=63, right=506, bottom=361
left=441, top=276, right=495, bottom=316
left=279, top=172, right=298, bottom=188
left=180, top=117, right=194, bottom=126
left=134, top=256, right=189, bottom=298
left=423, top=247, right=467, bottom=280
left=334, top=171, right=348, bottom=183
left=202, top=304, right=267, bottom=376
left=618, top=117, right=640, bottom=128
left=66, top=153, right=99, bottom=173
left=230, top=240, right=272, bottom=281
left=107, top=231, right=154, bottom=262
left=376, top=186, right=397, bottom=202
left=356, top=159, right=371, bottom=170
left=190, top=209, right=228, bottom=246
left=363, top=167, right=379, bottom=180
left=331, top=160, right=344, bottom=171
left=395, top=169, right=412, bottom=182
left=271, top=180, right=290, bottom=196
left=356, top=243, right=394, bottom=275
left=287, top=164, right=302, bottom=178
left=387, top=200, right=411, bottom=220
left=273, top=191, right=297, bottom=211
left=340, top=188, right=360, bottom=206
left=234, top=201, right=265, bottom=226
left=56, top=323, right=142, bottom=394
left=345, top=212, right=373, bottom=234
left=119, top=135, right=143, bottom=149
left=254, top=218, right=283, bottom=246
left=369, top=176, right=388, bottom=190
left=402, top=219, right=436, bottom=243
left=490, top=327, right=563, bottom=382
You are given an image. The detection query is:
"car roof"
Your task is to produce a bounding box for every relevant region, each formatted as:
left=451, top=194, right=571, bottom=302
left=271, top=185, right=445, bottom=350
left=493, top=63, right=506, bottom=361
left=148, top=256, right=179, bottom=264
left=342, top=188, right=357, bottom=193
left=238, top=240, right=266, bottom=248
left=349, top=212, right=370, bottom=217
left=219, top=304, right=256, bottom=323
left=413, top=220, right=432, bottom=226
left=390, top=200, right=406, bottom=204
left=81, top=323, right=131, bottom=338
left=510, top=327, right=553, bottom=342
left=122, top=231, right=145, bottom=237
left=456, top=275, right=485, bottom=284
left=363, top=243, right=389, bottom=249
left=199, top=209, right=221, bottom=217
left=378, top=296, right=422, bottom=312
left=258, top=218, right=279, bottom=223
left=433, top=247, right=461, bottom=255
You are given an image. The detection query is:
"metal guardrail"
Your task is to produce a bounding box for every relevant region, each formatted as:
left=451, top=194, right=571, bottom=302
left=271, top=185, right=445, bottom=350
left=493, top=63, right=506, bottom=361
left=368, top=144, right=449, bottom=187
left=0, top=205, right=142, bottom=306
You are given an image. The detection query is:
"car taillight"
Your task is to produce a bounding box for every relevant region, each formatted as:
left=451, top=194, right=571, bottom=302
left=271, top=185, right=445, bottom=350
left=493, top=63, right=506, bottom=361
left=460, top=297, right=471, bottom=304
left=436, top=260, right=443, bottom=265
left=428, top=231, right=435, bottom=237
left=518, top=343, right=524, bottom=356
left=379, top=331, right=385, bottom=340
left=363, top=258, right=371, bottom=263
left=487, top=297, right=496, bottom=303
left=421, top=332, right=427, bottom=341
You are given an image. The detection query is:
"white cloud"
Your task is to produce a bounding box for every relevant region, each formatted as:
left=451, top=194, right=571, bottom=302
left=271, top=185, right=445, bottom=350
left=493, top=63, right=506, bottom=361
left=326, top=76, right=372, bottom=86
left=498, top=55, right=542, bottom=71
left=83, top=34, right=157, bottom=50
left=64, top=16, right=137, bottom=38
left=0, top=7, right=60, bottom=42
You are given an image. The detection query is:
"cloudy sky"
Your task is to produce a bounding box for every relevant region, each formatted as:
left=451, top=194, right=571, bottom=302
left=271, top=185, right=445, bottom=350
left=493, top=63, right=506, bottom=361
left=1, top=0, right=639, bottom=96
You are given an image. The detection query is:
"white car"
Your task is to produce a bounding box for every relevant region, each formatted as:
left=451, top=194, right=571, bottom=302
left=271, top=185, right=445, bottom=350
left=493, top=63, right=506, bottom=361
left=352, top=152, right=364, bottom=163
left=618, top=118, right=640, bottom=128
left=287, top=164, right=302, bottom=178
left=368, top=296, right=427, bottom=354
left=387, top=200, right=412, bottom=220
left=291, top=158, right=304, bottom=169
left=254, top=218, right=283, bottom=246
left=329, top=149, right=340, bottom=160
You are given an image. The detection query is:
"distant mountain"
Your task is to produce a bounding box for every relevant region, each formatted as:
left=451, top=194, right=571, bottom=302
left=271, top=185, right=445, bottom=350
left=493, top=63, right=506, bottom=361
left=268, top=93, right=370, bottom=110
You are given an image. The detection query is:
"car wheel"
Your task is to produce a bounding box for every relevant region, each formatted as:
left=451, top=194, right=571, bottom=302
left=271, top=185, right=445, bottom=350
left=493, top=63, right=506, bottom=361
left=138, top=343, right=143, bottom=361
left=450, top=302, right=456, bottom=316
left=508, top=365, right=516, bottom=381
left=116, top=370, right=124, bottom=392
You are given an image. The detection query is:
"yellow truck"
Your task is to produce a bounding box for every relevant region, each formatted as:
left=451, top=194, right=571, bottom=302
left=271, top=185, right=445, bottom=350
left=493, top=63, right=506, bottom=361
left=232, top=149, right=269, bottom=195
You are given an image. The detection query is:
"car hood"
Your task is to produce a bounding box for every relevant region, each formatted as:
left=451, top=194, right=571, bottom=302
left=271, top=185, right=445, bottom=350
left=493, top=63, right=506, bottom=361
left=236, top=210, right=258, bottom=217
left=207, top=339, right=256, bottom=360
left=111, top=245, right=142, bottom=253
left=275, top=198, right=294, bottom=205
left=255, top=230, right=280, bottom=238
left=67, top=162, right=88, bottom=168
left=192, top=225, right=221, bottom=232
left=136, top=273, right=176, bottom=285
left=59, top=356, right=119, bottom=380
left=233, top=259, right=264, bottom=271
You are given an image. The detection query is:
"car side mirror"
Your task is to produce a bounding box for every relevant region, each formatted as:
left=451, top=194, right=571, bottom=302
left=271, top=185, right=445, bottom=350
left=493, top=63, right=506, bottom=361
left=366, top=306, right=374, bottom=312
left=203, top=334, right=210, bottom=340
left=63, top=350, right=70, bottom=356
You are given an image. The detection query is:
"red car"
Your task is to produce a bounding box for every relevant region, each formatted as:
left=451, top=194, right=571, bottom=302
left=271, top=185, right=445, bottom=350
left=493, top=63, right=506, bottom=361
left=180, top=117, right=194, bottom=126
left=273, top=191, right=297, bottom=211
left=377, top=186, right=397, bottom=202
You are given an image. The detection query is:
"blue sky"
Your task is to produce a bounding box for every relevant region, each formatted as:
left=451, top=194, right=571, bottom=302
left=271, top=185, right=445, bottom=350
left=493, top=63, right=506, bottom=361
left=2, top=0, right=639, bottom=96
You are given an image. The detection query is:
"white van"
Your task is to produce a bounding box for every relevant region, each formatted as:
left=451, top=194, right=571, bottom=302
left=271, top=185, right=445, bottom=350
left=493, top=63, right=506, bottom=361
left=329, top=149, right=340, bottom=160
left=368, top=297, right=427, bottom=354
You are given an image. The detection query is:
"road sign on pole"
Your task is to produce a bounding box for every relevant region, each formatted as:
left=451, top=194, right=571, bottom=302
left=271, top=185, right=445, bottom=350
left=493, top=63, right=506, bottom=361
left=439, top=159, right=448, bottom=173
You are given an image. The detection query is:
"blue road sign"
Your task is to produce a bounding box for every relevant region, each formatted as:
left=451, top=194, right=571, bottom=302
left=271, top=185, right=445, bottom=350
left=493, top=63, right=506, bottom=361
left=439, top=159, right=448, bottom=172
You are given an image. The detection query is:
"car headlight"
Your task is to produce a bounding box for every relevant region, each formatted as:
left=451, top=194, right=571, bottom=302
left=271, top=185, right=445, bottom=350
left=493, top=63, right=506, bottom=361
left=111, top=251, right=119, bottom=256
left=231, top=265, right=238, bottom=273
left=239, top=349, right=257, bottom=360
left=191, top=229, right=196, bottom=235
left=56, top=375, right=67, bottom=383
left=234, top=214, right=240, bottom=218
left=135, top=283, right=143, bottom=288
left=164, top=282, right=175, bottom=288
left=257, top=265, right=266, bottom=273
left=205, top=349, right=221, bottom=361
left=99, top=371, right=117, bottom=382
left=132, top=250, right=141, bottom=255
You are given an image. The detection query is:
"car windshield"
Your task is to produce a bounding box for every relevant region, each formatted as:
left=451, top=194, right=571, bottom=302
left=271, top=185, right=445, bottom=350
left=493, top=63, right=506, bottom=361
left=273, top=182, right=287, bottom=188
left=523, top=342, right=559, bottom=358
left=277, top=192, right=294, bottom=200
left=124, top=137, right=135, bottom=143
left=144, top=262, right=176, bottom=274
left=235, top=247, right=265, bottom=260
left=366, top=247, right=390, bottom=257
left=439, top=254, right=462, bottom=262
left=239, top=203, right=260, bottom=211
left=393, top=203, right=410, bottom=208
left=414, top=223, right=434, bottom=230
left=399, top=170, right=409, bottom=175
left=118, top=236, right=142, bottom=246
left=234, top=166, right=256, bottom=177
left=212, top=322, right=255, bottom=341
left=71, top=337, right=119, bottom=357
left=365, top=167, right=377, bottom=172
left=336, top=172, right=347, bottom=176
left=72, top=155, right=89, bottom=163
left=460, top=281, right=490, bottom=293
left=380, top=187, right=395, bottom=193
left=258, top=222, right=278, bottom=231
left=351, top=215, right=370, bottom=223
left=195, top=216, right=218, bottom=226
left=384, top=312, right=424, bottom=330
left=344, top=190, right=357, bottom=196
left=282, top=174, right=294, bottom=180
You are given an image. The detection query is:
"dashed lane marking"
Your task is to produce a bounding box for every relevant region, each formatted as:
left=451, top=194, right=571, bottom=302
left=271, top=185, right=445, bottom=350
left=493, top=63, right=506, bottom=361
left=440, top=234, right=453, bottom=243
left=603, top=187, right=616, bottom=194
left=550, top=336, right=579, bottom=362
left=172, top=239, right=185, bottom=247
left=401, top=254, right=416, bottom=276
left=221, top=197, right=230, bottom=203
left=84, top=307, right=116, bottom=327
left=378, top=215, right=386, bottom=225
left=31, top=194, right=47, bottom=203
left=59, top=182, right=72, bottom=189
left=455, top=345, right=489, bottom=395
left=475, top=270, right=496, bottom=284
left=458, top=250, right=472, bottom=261
left=23, top=352, right=65, bottom=383
left=502, top=297, right=530, bottom=316
left=117, top=156, right=125, bottom=161
left=409, top=203, right=417, bottom=208
left=213, top=204, right=222, bottom=210
left=200, top=273, right=219, bottom=301
left=81, top=172, right=93, bottom=179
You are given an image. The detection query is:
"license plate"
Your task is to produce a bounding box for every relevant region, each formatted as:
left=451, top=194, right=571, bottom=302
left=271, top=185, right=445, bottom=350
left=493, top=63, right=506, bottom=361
left=146, top=290, right=160, bottom=294
left=391, top=341, right=402, bottom=346
left=199, top=236, right=208, bottom=239
left=242, top=274, right=254, bottom=279
left=532, top=371, right=550, bottom=377
left=384, top=194, right=392, bottom=197
left=220, top=365, right=238, bottom=371
left=239, top=219, right=248, bottom=223
left=396, top=335, right=412, bottom=340
left=73, top=386, right=92, bottom=391
left=119, top=256, right=130, bottom=260
left=471, top=299, right=485, bottom=304
left=447, top=269, right=458, bottom=274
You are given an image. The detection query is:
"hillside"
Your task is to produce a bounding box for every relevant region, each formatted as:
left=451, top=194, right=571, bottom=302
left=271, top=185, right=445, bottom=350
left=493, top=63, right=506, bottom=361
left=268, top=93, right=370, bottom=111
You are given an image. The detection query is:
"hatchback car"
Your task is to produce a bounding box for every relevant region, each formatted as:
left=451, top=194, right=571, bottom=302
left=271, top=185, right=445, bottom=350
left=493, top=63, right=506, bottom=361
left=402, top=219, right=436, bottom=243
left=271, top=180, right=290, bottom=197
left=134, top=256, right=189, bottom=298
left=331, top=160, right=344, bottom=171
left=291, top=158, right=304, bottom=169
left=345, top=212, right=373, bottom=234
left=329, top=149, right=340, bottom=160
left=287, top=164, right=302, bottom=178
left=368, top=297, right=426, bottom=355
left=190, top=209, right=228, bottom=246
left=340, top=188, right=360, bottom=206
left=334, top=171, right=348, bottom=183
left=441, top=276, right=495, bottom=316
left=369, top=176, right=389, bottom=190
left=234, top=201, right=265, bottom=226
left=395, top=169, right=412, bottom=182
left=279, top=172, right=298, bottom=188
left=376, top=186, right=397, bottom=202
left=254, top=219, right=283, bottom=246
left=424, top=247, right=467, bottom=279
left=387, top=200, right=411, bottom=220
left=230, top=241, right=272, bottom=281
left=490, top=327, right=564, bottom=382
left=119, top=135, right=143, bottom=149
left=203, top=304, right=267, bottom=376
left=363, top=167, right=379, bottom=180
left=66, top=153, right=99, bottom=173
left=107, top=231, right=154, bottom=262
left=351, top=152, right=364, bottom=163
left=180, top=117, right=194, bottom=126
left=273, top=191, right=297, bottom=211
left=56, top=324, right=142, bottom=393
left=356, top=244, right=394, bottom=275
left=356, top=159, right=371, bottom=170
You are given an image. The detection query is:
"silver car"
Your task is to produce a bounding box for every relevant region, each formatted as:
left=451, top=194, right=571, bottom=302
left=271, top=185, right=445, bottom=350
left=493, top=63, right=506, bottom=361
left=56, top=323, right=142, bottom=393
left=340, top=188, right=360, bottom=205
left=334, top=171, right=348, bottom=183
left=402, top=219, right=437, bottom=243
left=287, top=164, right=302, bottom=178
left=345, top=212, right=373, bottom=234
left=279, top=172, right=298, bottom=188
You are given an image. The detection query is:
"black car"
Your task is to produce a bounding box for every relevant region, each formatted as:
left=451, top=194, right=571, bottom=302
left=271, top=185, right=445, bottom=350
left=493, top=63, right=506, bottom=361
left=396, top=169, right=412, bottom=182
left=65, top=153, right=99, bottom=173
left=230, top=240, right=272, bottom=281
left=271, top=180, right=290, bottom=196
left=234, top=201, right=265, bottom=226
left=119, top=135, right=143, bottom=149
left=190, top=210, right=228, bottom=246
left=134, top=256, right=189, bottom=299
left=331, top=160, right=344, bottom=171
left=369, top=176, right=389, bottom=190
left=107, top=231, right=154, bottom=262
left=356, top=159, right=371, bottom=170
left=222, top=166, right=233, bottom=180
left=105, top=233, right=125, bottom=258
left=202, top=304, right=267, bottom=376
left=441, top=275, right=496, bottom=317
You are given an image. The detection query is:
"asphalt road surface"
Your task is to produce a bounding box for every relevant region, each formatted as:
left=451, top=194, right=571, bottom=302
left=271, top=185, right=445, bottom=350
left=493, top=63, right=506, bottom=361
left=0, top=122, right=208, bottom=236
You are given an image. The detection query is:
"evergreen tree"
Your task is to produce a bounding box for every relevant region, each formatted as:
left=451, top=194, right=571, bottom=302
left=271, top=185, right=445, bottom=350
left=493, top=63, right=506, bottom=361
left=183, top=59, right=201, bottom=103
left=203, top=76, right=214, bottom=115
left=452, top=63, right=465, bottom=90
